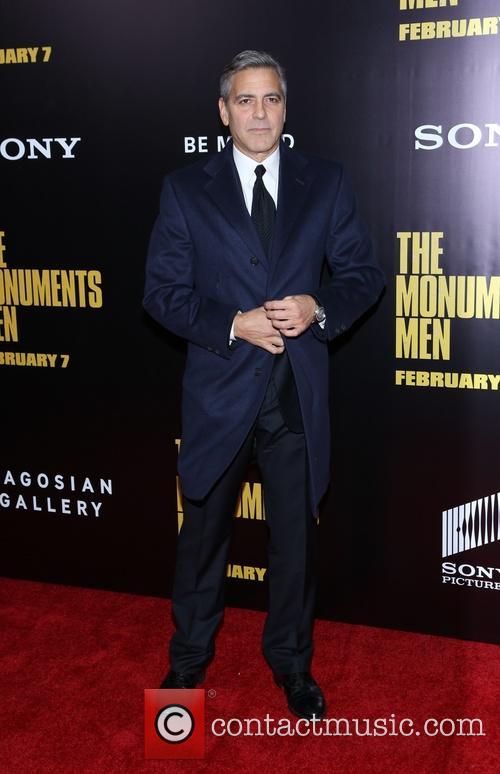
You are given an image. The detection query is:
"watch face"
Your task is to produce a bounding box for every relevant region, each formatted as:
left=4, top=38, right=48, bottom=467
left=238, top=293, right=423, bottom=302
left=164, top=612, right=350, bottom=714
left=315, top=306, right=326, bottom=323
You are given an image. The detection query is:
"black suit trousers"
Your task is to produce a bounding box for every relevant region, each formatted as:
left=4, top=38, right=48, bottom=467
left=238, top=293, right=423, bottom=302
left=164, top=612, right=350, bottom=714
left=169, top=372, right=319, bottom=675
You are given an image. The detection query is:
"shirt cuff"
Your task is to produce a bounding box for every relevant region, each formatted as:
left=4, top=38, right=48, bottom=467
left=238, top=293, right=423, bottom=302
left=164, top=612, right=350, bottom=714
left=229, top=310, right=242, bottom=344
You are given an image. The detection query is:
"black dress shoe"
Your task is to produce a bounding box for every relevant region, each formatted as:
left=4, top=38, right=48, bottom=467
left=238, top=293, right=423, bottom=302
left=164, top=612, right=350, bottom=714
left=274, top=672, right=326, bottom=719
left=160, top=669, right=205, bottom=689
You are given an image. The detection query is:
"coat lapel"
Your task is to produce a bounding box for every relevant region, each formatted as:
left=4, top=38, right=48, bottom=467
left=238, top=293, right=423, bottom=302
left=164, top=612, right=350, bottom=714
left=269, top=142, right=312, bottom=276
left=203, top=143, right=269, bottom=269
left=203, top=140, right=312, bottom=274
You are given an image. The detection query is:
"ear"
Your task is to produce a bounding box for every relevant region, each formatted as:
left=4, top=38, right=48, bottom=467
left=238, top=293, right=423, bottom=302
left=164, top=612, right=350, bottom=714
left=218, top=97, right=229, bottom=126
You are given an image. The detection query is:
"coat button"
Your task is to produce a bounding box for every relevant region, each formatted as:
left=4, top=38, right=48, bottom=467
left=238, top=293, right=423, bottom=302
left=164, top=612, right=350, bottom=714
left=250, top=256, right=259, bottom=266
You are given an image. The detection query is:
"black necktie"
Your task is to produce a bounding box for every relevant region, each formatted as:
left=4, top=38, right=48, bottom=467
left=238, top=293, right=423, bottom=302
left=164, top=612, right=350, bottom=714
left=251, top=164, right=275, bottom=255
left=250, top=163, right=303, bottom=433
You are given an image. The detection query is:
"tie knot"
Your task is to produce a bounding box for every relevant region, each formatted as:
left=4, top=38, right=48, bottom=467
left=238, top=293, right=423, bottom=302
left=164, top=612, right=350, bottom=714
left=254, top=164, right=266, bottom=179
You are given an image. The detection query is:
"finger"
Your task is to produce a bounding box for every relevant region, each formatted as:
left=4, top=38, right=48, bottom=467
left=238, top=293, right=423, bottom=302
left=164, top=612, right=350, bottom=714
left=281, top=326, right=301, bottom=337
left=268, top=302, right=297, bottom=317
left=265, top=339, right=284, bottom=353
left=264, top=299, right=289, bottom=311
left=270, top=317, right=298, bottom=329
left=267, top=311, right=291, bottom=322
left=266, top=306, right=295, bottom=318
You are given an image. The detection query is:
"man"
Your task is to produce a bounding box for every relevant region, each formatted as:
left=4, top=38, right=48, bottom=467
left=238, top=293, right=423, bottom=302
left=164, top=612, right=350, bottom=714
left=143, top=50, right=384, bottom=720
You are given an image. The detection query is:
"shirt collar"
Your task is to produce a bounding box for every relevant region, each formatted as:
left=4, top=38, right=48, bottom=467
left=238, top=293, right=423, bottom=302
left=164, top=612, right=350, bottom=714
left=232, top=143, right=280, bottom=187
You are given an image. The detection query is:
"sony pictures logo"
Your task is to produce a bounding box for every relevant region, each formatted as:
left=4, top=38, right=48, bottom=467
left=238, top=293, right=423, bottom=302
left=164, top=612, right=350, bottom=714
left=441, top=490, right=500, bottom=591
left=415, top=122, right=500, bottom=150
left=0, top=137, right=81, bottom=161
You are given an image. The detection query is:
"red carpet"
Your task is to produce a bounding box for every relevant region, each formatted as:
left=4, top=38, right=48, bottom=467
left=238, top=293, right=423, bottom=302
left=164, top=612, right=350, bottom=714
left=0, top=577, right=498, bottom=773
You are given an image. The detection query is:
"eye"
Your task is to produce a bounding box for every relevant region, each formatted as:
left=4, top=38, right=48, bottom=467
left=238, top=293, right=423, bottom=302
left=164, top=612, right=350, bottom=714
left=238, top=98, right=251, bottom=105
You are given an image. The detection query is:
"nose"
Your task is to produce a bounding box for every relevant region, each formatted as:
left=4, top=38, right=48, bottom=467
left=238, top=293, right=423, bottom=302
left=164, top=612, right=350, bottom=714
left=252, top=100, right=266, bottom=119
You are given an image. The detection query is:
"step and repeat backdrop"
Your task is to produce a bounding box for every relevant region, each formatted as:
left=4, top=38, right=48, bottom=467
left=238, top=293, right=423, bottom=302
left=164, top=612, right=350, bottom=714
left=2, top=0, right=500, bottom=644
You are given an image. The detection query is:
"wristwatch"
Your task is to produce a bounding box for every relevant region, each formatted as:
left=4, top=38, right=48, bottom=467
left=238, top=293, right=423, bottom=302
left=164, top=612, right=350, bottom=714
left=313, top=303, right=326, bottom=324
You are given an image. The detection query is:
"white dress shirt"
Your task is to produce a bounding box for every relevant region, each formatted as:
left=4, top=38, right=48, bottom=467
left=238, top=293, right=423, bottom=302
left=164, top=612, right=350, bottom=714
left=232, top=143, right=280, bottom=213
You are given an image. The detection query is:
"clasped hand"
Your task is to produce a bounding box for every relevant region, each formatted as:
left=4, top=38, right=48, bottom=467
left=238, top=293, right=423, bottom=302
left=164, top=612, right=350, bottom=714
left=233, top=295, right=316, bottom=354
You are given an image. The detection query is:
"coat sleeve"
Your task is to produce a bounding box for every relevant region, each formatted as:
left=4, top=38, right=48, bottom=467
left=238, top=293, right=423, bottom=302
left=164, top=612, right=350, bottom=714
left=311, top=165, right=385, bottom=341
left=143, top=175, right=240, bottom=359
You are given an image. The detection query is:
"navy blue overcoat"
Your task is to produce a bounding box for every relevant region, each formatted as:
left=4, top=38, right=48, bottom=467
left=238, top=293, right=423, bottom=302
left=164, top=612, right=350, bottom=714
left=144, top=140, right=384, bottom=510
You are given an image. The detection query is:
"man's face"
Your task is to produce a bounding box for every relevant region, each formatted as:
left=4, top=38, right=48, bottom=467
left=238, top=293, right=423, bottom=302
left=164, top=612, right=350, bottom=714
left=218, top=67, right=286, bottom=162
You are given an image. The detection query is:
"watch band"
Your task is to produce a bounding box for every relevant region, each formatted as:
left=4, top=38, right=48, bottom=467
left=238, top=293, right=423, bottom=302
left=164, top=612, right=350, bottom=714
left=314, top=304, right=326, bottom=324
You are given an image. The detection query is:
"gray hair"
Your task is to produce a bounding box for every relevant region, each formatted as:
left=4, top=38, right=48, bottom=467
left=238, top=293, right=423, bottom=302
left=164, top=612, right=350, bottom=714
left=219, top=50, right=287, bottom=102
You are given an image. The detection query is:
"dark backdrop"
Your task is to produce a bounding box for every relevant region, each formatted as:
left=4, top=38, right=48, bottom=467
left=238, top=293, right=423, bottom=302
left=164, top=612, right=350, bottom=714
left=2, top=0, right=500, bottom=644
